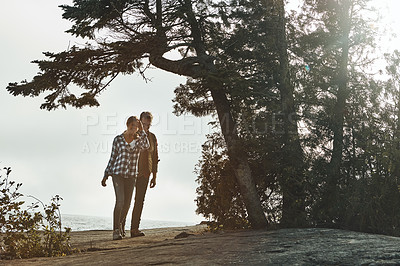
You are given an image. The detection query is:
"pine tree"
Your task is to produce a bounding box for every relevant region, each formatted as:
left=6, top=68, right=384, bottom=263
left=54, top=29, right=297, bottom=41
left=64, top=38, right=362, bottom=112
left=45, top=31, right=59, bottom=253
left=189, top=0, right=306, bottom=227
left=292, top=0, right=383, bottom=226
left=7, top=0, right=268, bottom=228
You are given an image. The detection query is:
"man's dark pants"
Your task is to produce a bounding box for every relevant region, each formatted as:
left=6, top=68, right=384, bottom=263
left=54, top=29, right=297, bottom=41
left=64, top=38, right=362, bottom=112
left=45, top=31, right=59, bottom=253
left=131, top=174, right=150, bottom=230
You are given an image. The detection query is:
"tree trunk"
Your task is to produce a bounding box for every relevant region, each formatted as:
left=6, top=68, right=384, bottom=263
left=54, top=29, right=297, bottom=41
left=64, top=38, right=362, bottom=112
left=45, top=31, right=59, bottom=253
left=273, top=0, right=306, bottom=227
left=325, top=0, right=352, bottom=223
left=392, top=74, right=400, bottom=189
left=209, top=84, right=268, bottom=229
left=149, top=0, right=268, bottom=229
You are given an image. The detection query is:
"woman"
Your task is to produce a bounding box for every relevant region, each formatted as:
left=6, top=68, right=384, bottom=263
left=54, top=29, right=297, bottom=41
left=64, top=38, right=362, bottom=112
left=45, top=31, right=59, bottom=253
left=101, top=116, right=150, bottom=240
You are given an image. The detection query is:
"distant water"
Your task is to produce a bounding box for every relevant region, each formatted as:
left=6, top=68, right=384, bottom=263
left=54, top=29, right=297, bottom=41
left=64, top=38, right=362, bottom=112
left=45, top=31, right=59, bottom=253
left=60, top=214, right=197, bottom=231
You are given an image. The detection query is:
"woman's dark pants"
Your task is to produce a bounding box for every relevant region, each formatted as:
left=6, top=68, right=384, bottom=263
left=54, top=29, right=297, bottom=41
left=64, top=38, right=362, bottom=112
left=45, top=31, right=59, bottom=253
left=112, top=175, right=135, bottom=231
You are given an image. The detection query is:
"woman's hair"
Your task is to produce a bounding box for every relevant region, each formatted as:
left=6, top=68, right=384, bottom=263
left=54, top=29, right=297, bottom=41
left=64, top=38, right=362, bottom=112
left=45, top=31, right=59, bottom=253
left=126, top=116, right=138, bottom=126
left=140, top=111, right=153, bottom=121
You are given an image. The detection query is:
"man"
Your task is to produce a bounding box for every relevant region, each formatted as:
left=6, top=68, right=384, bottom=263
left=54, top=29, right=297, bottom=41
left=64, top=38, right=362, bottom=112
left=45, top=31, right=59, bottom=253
left=130, top=111, right=159, bottom=237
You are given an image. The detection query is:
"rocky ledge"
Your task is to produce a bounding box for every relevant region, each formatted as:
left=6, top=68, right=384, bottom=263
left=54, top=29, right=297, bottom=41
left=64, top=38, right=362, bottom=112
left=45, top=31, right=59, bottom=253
left=4, top=226, right=400, bottom=265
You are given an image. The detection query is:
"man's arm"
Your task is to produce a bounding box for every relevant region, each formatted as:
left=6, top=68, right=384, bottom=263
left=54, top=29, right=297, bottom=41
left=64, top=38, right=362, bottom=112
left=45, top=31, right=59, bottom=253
left=150, top=133, right=159, bottom=188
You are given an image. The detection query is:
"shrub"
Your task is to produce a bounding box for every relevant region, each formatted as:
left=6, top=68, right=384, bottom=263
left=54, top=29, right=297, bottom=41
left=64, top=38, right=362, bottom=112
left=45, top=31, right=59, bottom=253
left=0, top=167, right=74, bottom=260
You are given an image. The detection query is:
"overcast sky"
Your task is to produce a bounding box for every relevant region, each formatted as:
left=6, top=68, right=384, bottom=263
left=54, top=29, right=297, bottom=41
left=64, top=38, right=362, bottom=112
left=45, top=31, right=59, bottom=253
left=0, top=0, right=399, bottom=225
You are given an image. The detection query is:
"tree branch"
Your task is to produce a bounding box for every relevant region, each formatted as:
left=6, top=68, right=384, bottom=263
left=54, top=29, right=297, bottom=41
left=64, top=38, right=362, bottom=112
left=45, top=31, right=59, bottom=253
left=149, top=54, right=213, bottom=78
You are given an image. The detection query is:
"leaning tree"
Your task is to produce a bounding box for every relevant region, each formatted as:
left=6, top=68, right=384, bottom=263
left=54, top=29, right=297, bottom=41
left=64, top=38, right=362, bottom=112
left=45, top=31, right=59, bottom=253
left=7, top=0, right=269, bottom=228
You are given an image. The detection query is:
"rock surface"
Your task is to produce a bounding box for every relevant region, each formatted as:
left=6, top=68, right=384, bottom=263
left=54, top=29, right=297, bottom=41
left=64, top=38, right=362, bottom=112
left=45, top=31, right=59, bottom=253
left=3, top=225, right=400, bottom=265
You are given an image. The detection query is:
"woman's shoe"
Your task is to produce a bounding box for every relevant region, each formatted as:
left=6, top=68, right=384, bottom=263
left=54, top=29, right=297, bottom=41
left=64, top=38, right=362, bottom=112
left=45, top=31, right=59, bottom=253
left=120, top=223, right=126, bottom=237
left=113, top=229, right=123, bottom=240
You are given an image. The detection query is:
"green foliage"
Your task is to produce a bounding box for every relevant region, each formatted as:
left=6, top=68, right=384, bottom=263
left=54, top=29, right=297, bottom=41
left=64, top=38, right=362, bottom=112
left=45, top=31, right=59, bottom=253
left=195, top=131, right=282, bottom=229
left=60, top=0, right=141, bottom=38
left=195, top=0, right=400, bottom=236
left=343, top=176, right=400, bottom=235
left=7, top=0, right=216, bottom=111
left=292, top=0, right=400, bottom=235
left=173, top=78, right=215, bottom=117
left=0, top=167, right=74, bottom=260
left=195, top=133, right=249, bottom=229
left=193, top=0, right=304, bottom=228
left=7, top=44, right=145, bottom=110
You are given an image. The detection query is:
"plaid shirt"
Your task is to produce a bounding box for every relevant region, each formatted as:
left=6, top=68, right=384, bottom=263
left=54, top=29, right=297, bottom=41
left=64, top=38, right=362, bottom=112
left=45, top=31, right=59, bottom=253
left=104, top=131, right=150, bottom=179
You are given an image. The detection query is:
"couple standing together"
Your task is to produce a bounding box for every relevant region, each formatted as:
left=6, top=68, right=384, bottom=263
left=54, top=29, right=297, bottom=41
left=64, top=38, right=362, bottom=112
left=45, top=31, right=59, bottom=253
left=102, top=112, right=159, bottom=240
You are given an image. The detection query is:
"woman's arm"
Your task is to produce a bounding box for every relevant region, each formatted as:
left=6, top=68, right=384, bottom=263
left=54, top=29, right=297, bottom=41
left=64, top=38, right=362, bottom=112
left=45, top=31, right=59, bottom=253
left=104, top=136, right=119, bottom=178
left=137, top=130, right=150, bottom=150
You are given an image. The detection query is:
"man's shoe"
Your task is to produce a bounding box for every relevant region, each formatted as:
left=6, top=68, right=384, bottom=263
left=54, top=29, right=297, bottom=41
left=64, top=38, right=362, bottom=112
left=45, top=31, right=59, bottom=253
left=130, top=230, right=145, bottom=238
left=113, top=229, right=122, bottom=240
